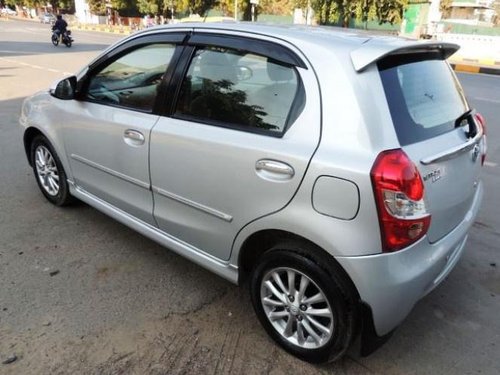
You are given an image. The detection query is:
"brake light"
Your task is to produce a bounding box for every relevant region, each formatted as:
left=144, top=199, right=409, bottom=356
left=474, top=113, right=487, bottom=166
left=371, top=149, right=431, bottom=252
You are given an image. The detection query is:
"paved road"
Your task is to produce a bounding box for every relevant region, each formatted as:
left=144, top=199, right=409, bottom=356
left=1, top=19, right=499, bottom=375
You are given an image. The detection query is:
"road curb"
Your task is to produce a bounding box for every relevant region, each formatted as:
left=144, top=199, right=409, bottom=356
left=450, top=63, right=500, bottom=76
left=73, top=24, right=133, bottom=35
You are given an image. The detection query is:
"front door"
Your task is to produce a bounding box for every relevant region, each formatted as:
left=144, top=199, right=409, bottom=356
left=61, top=42, right=178, bottom=225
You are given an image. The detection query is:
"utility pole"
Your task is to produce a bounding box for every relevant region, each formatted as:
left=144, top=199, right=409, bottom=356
left=250, top=0, right=259, bottom=22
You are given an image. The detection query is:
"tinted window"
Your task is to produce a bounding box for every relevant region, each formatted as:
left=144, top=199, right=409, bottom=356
left=379, top=56, right=468, bottom=145
left=175, top=46, right=300, bottom=134
left=86, top=44, right=176, bottom=111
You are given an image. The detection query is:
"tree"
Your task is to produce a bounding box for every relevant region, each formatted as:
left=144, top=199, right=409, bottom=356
left=374, top=0, right=406, bottom=25
left=111, top=0, right=137, bottom=15
left=87, top=0, right=107, bottom=15
left=301, top=0, right=407, bottom=26
left=493, top=0, right=500, bottom=25
left=136, top=0, right=159, bottom=15
left=49, top=0, right=76, bottom=13
left=176, top=0, right=217, bottom=15
left=259, top=0, right=294, bottom=14
left=9, top=0, right=39, bottom=9
left=439, top=0, right=452, bottom=19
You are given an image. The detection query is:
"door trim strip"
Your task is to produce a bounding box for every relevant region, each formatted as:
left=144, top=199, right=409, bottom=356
left=152, top=186, right=233, bottom=223
left=70, top=154, right=150, bottom=190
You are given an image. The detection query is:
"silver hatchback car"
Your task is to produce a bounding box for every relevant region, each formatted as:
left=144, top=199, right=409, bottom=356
left=20, top=23, right=485, bottom=362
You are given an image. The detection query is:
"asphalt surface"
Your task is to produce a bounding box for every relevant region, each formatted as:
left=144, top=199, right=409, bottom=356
left=1, top=19, right=499, bottom=374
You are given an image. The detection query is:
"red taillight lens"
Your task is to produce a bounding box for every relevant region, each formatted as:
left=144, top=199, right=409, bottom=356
left=475, top=113, right=486, bottom=134
left=474, top=113, right=487, bottom=166
left=371, top=149, right=431, bottom=252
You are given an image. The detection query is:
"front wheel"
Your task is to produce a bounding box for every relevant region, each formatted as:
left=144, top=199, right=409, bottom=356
left=250, top=246, right=358, bottom=363
left=30, top=135, right=74, bottom=206
left=51, top=33, right=59, bottom=46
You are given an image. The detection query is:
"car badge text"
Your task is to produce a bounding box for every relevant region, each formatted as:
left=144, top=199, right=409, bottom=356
left=423, top=169, right=442, bottom=183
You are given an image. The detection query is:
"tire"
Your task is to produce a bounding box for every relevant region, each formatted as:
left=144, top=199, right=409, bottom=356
left=51, top=34, right=59, bottom=46
left=250, top=244, right=359, bottom=363
left=65, top=39, right=72, bottom=48
left=30, top=135, right=74, bottom=206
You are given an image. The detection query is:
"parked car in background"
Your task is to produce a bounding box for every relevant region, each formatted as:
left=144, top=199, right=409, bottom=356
left=40, top=13, right=56, bottom=24
left=19, top=23, right=486, bottom=363
left=1, top=7, right=17, bottom=16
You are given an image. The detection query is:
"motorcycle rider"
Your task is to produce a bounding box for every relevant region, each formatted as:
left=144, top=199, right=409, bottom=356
left=52, top=15, right=68, bottom=41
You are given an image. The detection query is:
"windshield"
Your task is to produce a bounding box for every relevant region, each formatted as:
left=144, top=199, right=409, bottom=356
left=378, top=54, right=468, bottom=146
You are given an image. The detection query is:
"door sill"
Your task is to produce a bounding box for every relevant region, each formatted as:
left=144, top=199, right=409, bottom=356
left=68, top=182, right=239, bottom=284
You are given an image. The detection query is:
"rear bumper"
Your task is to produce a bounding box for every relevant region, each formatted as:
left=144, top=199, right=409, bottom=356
left=336, top=181, right=483, bottom=336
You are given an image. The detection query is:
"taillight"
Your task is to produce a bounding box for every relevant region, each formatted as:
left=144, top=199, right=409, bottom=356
left=371, top=149, right=431, bottom=252
left=474, top=113, right=487, bottom=166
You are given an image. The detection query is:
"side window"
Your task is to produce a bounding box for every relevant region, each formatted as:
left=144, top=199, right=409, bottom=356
left=175, top=46, right=300, bottom=134
left=86, top=43, right=176, bottom=112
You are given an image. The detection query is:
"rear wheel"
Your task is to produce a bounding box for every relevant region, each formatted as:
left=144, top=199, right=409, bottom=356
left=30, top=135, right=74, bottom=206
left=250, top=245, right=358, bottom=363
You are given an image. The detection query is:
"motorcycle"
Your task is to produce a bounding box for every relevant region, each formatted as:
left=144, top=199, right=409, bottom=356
left=51, top=28, right=73, bottom=48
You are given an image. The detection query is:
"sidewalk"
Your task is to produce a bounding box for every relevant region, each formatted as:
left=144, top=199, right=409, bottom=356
left=437, top=33, right=500, bottom=75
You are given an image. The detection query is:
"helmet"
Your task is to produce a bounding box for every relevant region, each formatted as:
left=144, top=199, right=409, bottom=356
left=56, top=15, right=62, bottom=20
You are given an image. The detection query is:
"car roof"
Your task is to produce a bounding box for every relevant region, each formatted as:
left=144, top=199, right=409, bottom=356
left=139, top=22, right=372, bottom=49
left=120, top=23, right=459, bottom=72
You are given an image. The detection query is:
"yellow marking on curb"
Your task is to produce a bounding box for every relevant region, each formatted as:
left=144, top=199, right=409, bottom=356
left=454, top=64, right=480, bottom=73
left=74, top=24, right=131, bottom=35
left=478, top=59, right=495, bottom=66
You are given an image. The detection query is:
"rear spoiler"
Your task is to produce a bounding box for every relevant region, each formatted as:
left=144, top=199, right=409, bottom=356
left=351, top=39, right=460, bottom=72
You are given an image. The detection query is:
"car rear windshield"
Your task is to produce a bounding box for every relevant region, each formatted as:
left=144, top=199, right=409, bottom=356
left=378, top=53, right=468, bottom=146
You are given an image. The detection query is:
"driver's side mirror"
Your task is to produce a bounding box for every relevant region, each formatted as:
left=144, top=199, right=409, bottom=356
left=50, top=76, right=77, bottom=100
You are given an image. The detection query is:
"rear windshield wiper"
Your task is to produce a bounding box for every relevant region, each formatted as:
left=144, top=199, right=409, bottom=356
left=454, top=109, right=477, bottom=138
left=454, top=109, right=472, bottom=128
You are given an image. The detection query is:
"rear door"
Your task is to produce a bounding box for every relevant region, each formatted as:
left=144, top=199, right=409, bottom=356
left=149, top=34, right=321, bottom=260
left=379, top=54, right=483, bottom=242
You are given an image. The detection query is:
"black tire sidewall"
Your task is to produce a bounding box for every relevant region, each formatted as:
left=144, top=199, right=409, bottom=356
left=30, top=135, right=72, bottom=206
left=250, top=249, right=354, bottom=363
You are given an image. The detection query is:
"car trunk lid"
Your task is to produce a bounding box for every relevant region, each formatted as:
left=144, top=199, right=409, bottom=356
left=377, top=52, right=483, bottom=243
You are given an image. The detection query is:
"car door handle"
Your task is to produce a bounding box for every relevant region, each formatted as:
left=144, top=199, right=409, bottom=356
left=255, top=159, right=295, bottom=181
left=124, top=129, right=145, bottom=146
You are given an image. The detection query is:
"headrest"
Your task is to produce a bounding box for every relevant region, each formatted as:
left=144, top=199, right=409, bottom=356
left=197, top=51, right=236, bottom=83
left=267, top=63, right=293, bottom=82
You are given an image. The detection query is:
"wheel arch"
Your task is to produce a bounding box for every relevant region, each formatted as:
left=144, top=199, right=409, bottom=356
left=237, top=229, right=359, bottom=298
left=23, top=127, right=45, bottom=166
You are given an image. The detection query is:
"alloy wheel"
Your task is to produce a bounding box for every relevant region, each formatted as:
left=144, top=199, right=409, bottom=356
left=260, top=267, right=334, bottom=349
left=35, top=145, right=60, bottom=196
